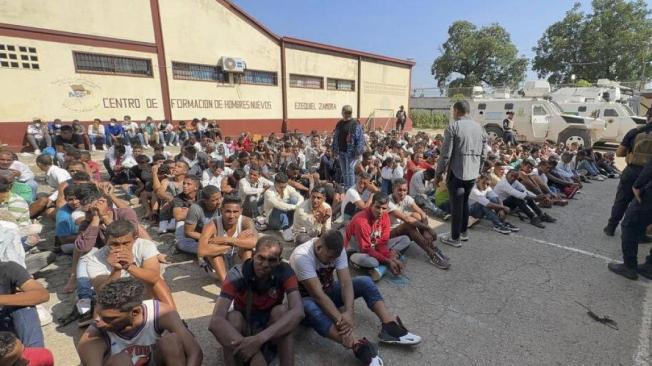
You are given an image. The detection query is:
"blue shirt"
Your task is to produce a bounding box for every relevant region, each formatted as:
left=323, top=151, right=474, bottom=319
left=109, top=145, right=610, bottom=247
left=106, top=124, right=125, bottom=136
left=55, top=204, right=78, bottom=237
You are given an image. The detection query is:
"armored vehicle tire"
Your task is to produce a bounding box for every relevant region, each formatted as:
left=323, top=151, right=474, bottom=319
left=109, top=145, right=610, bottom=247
left=484, top=125, right=504, bottom=141
left=558, top=128, right=592, bottom=148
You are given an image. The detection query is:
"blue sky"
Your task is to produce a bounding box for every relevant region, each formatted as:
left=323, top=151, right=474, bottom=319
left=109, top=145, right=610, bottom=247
left=232, top=0, right=600, bottom=91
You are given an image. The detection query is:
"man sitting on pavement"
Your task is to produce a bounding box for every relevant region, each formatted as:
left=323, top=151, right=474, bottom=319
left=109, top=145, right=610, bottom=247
left=176, top=185, right=222, bottom=255
left=77, top=278, right=202, bottom=366
left=340, top=172, right=378, bottom=223
left=493, top=169, right=555, bottom=228
left=387, top=178, right=450, bottom=269
left=209, top=236, right=304, bottom=366
left=238, top=165, right=273, bottom=219
left=290, top=230, right=421, bottom=365
left=262, top=172, right=304, bottom=240
left=198, top=195, right=256, bottom=283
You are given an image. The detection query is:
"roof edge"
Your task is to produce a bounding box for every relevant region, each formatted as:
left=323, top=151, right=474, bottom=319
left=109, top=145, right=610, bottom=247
left=216, top=0, right=280, bottom=43
left=282, top=36, right=415, bottom=67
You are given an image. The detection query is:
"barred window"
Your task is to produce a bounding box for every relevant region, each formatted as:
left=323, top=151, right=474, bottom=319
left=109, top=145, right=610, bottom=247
left=0, top=44, right=39, bottom=70
left=241, top=69, right=277, bottom=86
left=172, top=62, right=226, bottom=82
left=73, top=52, right=152, bottom=77
left=327, top=78, right=355, bottom=91
left=290, top=74, right=323, bottom=89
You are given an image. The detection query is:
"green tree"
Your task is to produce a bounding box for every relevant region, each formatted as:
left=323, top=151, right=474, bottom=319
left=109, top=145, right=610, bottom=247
left=431, top=21, right=528, bottom=95
left=533, top=0, right=652, bottom=84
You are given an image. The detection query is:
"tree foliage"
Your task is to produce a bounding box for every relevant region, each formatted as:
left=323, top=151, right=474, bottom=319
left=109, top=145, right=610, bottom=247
left=431, top=21, right=528, bottom=94
left=533, top=0, right=652, bottom=84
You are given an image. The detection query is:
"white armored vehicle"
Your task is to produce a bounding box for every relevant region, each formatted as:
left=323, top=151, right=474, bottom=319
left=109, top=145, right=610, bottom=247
left=467, top=81, right=605, bottom=147
left=548, top=79, right=647, bottom=144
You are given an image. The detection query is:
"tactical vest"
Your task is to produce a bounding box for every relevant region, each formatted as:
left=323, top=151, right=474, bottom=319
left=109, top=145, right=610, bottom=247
left=626, top=131, right=652, bottom=167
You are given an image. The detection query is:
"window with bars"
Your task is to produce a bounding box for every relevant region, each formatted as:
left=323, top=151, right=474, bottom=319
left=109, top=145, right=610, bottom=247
left=289, top=74, right=323, bottom=89
left=73, top=52, right=153, bottom=77
left=0, top=44, right=39, bottom=70
left=172, top=62, right=226, bottom=82
left=241, top=69, right=277, bottom=86
left=327, top=78, right=355, bottom=91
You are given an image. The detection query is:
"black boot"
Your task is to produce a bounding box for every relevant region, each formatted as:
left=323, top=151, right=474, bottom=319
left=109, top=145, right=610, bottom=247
left=608, top=262, right=638, bottom=280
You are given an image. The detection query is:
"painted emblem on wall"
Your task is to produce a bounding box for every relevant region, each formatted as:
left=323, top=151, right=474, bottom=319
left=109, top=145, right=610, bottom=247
left=52, top=78, right=101, bottom=112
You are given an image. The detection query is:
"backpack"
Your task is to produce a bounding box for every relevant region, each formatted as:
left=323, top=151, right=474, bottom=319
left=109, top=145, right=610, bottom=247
left=626, top=130, right=652, bottom=167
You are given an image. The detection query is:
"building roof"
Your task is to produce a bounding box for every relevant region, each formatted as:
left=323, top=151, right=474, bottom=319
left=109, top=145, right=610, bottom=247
left=217, top=0, right=414, bottom=68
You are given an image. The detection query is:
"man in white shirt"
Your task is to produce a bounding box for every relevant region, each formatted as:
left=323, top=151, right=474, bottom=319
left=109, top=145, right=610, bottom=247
left=263, top=173, right=303, bottom=240
left=408, top=168, right=449, bottom=219
left=468, top=174, right=518, bottom=234
left=493, top=169, right=555, bottom=228
left=123, top=115, right=146, bottom=147
left=340, top=172, right=378, bottom=222
left=202, top=160, right=233, bottom=189
left=0, top=151, right=37, bottom=200
left=25, top=119, right=51, bottom=154
left=238, top=165, right=273, bottom=219
left=35, top=154, right=71, bottom=200
left=289, top=230, right=421, bottom=366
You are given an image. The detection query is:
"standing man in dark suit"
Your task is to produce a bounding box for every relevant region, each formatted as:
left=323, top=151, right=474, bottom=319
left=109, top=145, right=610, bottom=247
left=435, top=101, right=487, bottom=248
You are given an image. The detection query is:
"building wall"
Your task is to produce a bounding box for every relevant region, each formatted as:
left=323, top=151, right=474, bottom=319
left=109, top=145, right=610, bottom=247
left=159, top=0, right=283, bottom=133
left=0, top=0, right=413, bottom=149
left=285, top=45, right=358, bottom=132
left=359, top=59, right=411, bottom=129
left=0, top=36, right=164, bottom=123
left=0, top=0, right=155, bottom=43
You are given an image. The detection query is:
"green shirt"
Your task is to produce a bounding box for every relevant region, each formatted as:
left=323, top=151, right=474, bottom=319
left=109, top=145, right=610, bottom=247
left=0, top=192, right=30, bottom=226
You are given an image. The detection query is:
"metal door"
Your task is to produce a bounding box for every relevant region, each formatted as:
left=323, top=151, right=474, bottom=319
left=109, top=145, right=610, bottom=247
left=531, top=104, right=550, bottom=139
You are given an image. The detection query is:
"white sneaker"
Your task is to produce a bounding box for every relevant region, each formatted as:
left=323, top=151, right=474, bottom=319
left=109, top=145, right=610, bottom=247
left=36, top=305, right=52, bottom=327
left=281, top=227, right=294, bottom=242
left=91, top=145, right=96, bottom=151
left=101, top=144, right=106, bottom=150
left=76, top=298, right=92, bottom=315
left=34, top=149, right=41, bottom=155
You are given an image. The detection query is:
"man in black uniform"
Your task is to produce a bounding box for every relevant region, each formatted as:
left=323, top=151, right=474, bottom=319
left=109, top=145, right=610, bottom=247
left=502, top=111, right=517, bottom=146
left=608, top=158, right=652, bottom=280
left=603, top=108, right=652, bottom=236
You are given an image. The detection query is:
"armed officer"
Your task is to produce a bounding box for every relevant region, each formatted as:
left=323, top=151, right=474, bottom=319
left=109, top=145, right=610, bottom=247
left=604, top=108, right=652, bottom=237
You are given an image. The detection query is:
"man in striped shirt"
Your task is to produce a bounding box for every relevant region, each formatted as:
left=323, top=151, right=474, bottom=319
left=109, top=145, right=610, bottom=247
left=0, top=176, right=30, bottom=227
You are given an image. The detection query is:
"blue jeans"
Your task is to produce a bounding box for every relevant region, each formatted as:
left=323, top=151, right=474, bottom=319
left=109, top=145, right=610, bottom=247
left=381, top=179, right=392, bottom=195
left=76, top=252, right=94, bottom=301
left=338, top=154, right=358, bottom=189
left=267, top=197, right=298, bottom=230
left=469, top=202, right=502, bottom=226
left=0, top=307, right=44, bottom=347
left=302, top=276, right=383, bottom=337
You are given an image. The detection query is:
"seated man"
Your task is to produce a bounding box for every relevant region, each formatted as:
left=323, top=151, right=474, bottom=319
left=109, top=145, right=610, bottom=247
left=494, top=169, right=555, bottom=228
left=262, top=173, right=304, bottom=240
left=0, top=150, right=38, bottom=202
left=345, top=192, right=411, bottom=280
left=290, top=230, right=421, bottom=365
left=538, top=160, right=580, bottom=199
left=32, top=154, right=72, bottom=216
left=177, top=185, right=222, bottom=254
left=408, top=168, right=449, bottom=219
left=340, top=172, right=377, bottom=223
left=85, top=219, right=175, bottom=308
left=209, top=236, right=304, bottom=366
left=54, top=186, right=83, bottom=254
left=387, top=179, right=450, bottom=270
left=25, top=119, right=52, bottom=155
left=0, top=260, right=50, bottom=348
left=54, top=125, right=84, bottom=164
left=172, top=175, right=201, bottom=247
left=77, top=278, right=202, bottom=366
left=198, top=195, right=256, bottom=282
left=469, top=174, right=519, bottom=234
left=238, top=165, right=273, bottom=219
left=0, top=331, right=54, bottom=366
left=518, top=160, right=567, bottom=207
left=293, top=185, right=332, bottom=245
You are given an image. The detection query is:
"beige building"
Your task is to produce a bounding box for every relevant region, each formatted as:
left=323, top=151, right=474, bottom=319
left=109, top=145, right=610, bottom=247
left=0, top=0, right=414, bottom=150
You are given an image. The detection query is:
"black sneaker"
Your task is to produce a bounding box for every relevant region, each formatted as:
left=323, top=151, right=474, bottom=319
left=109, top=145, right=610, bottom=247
left=540, top=213, right=556, bottom=223
left=603, top=224, right=616, bottom=236
left=353, top=338, right=383, bottom=366
left=638, top=263, right=652, bottom=280
left=492, top=225, right=511, bottom=235
left=428, top=246, right=451, bottom=270
left=530, top=217, right=546, bottom=229
left=378, top=317, right=422, bottom=345
left=503, top=222, right=520, bottom=232
left=608, top=262, right=638, bottom=280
